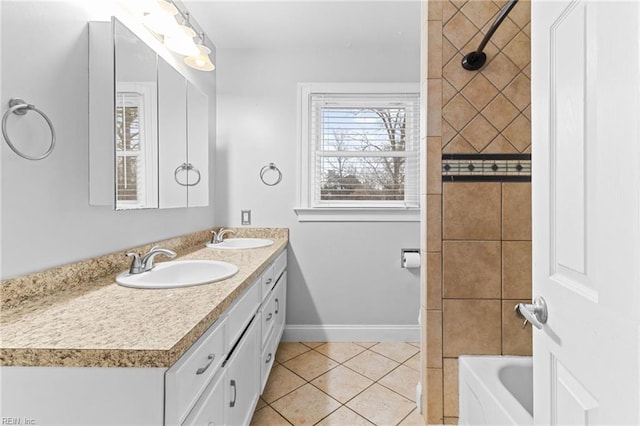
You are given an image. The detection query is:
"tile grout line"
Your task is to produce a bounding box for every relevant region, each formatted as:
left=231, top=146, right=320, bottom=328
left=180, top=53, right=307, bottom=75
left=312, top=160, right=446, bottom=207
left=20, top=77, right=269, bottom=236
left=257, top=344, right=422, bottom=425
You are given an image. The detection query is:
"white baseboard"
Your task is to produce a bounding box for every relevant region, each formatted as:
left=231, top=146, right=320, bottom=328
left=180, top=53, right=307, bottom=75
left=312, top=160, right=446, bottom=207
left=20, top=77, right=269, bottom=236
left=282, top=324, right=420, bottom=342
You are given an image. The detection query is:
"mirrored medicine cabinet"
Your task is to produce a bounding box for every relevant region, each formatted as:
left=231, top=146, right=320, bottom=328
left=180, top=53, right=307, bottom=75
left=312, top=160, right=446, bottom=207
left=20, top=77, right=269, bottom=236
left=89, top=18, right=209, bottom=210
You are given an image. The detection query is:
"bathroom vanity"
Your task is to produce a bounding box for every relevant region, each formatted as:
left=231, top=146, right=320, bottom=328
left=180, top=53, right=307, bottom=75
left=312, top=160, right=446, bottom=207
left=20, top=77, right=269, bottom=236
left=0, top=230, right=287, bottom=426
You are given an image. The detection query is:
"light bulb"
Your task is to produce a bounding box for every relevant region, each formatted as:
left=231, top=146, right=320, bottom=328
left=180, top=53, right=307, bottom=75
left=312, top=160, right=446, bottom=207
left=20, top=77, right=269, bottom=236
left=185, top=44, right=215, bottom=71
left=142, top=9, right=180, bottom=35
left=164, top=25, right=199, bottom=56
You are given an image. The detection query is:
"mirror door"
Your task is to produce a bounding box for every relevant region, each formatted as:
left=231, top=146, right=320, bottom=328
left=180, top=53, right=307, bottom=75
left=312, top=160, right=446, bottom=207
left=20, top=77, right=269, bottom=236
left=114, top=19, right=158, bottom=210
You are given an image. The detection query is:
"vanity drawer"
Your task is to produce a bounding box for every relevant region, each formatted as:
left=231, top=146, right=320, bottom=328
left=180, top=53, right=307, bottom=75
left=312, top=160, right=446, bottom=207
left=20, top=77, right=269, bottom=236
left=260, top=290, right=276, bottom=348
left=181, top=369, right=225, bottom=426
left=273, top=249, right=287, bottom=282
left=260, top=265, right=275, bottom=303
left=227, top=280, right=260, bottom=347
left=165, top=316, right=227, bottom=425
left=260, top=332, right=278, bottom=393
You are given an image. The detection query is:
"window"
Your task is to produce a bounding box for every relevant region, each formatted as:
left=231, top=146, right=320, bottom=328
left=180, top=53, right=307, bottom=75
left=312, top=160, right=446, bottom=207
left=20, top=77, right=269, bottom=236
left=296, top=83, right=420, bottom=221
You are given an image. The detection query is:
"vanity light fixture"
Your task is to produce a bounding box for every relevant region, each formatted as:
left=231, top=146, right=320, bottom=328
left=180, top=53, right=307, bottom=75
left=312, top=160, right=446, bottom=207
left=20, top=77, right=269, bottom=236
left=142, top=0, right=215, bottom=72
left=142, top=0, right=180, bottom=36
left=184, top=33, right=215, bottom=71
left=164, top=24, right=199, bottom=56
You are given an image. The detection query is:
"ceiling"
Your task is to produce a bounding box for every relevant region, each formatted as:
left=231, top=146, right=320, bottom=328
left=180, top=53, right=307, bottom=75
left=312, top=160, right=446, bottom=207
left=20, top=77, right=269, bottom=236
left=183, top=1, right=421, bottom=50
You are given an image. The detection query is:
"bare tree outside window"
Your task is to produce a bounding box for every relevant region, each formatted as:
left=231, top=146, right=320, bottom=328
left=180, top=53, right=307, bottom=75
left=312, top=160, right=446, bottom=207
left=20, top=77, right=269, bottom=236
left=319, top=107, right=407, bottom=201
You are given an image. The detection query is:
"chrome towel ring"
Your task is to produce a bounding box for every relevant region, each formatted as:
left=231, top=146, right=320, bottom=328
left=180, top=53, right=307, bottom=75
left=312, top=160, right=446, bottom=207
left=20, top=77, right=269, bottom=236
left=260, top=163, right=282, bottom=186
left=2, top=98, right=56, bottom=160
left=174, top=162, right=202, bottom=187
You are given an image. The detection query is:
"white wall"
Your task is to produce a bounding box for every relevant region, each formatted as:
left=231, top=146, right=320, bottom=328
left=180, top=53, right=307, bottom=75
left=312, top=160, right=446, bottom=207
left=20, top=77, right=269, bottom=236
left=0, top=1, right=217, bottom=278
left=216, top=47, right=421, bottom=337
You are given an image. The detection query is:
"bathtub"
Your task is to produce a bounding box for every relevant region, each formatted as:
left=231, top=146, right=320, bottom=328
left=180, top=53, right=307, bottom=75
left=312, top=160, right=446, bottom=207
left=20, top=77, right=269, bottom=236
left=458, top=356, right=533, bottom=426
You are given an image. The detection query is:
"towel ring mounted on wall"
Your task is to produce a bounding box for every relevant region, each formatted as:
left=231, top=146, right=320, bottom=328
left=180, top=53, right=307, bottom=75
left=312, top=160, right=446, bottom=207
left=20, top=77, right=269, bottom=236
left=260, top=163, right=282, bottom=186
left=2, top=98, right=56, bottom=160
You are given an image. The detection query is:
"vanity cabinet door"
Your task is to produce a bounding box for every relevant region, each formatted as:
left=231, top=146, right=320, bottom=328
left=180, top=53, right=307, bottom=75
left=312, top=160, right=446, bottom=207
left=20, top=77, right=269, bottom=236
left=158, top=58, right=187, bottom=208
left=186, top=82, right=209, bottom=207
left=225, top=318, right=259, bottom=426
left=273, top=271, right=287, bottom=341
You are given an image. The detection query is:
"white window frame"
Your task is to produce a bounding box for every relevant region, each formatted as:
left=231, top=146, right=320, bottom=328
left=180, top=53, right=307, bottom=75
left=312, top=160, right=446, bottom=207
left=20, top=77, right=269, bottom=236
left=295, top=82, right=420, bottom=222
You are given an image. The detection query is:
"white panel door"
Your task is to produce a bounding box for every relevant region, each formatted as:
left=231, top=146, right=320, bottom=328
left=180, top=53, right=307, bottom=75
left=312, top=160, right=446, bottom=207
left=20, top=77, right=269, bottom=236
left=158, top=58, right=188, bottom=209
left=187, top=81, right=209, bottom=207
left=532, top=1, right=640, bottom=424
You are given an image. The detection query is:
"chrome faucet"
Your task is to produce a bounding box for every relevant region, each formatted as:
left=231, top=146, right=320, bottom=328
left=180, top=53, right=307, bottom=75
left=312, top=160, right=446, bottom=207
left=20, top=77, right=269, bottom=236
left=126, top=246, right=176, bottom=274
left=210, top=228, right=236, bottom=244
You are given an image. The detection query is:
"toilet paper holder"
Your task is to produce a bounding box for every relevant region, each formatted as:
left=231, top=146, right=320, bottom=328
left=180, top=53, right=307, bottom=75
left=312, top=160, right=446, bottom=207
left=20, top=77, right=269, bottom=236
left=401, top=249, right=420, bottom=268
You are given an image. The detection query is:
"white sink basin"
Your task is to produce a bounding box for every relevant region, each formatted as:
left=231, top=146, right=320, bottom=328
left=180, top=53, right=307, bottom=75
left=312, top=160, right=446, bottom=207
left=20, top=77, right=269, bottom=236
left=116, top=260, right=238, bottom=289
left=206, top=238, right=274, bottom=250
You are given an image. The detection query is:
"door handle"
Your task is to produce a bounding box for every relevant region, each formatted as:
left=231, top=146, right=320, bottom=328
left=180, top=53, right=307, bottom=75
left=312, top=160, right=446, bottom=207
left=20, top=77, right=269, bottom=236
left=515, top=296, right=548, bottom=329
left=229, top=379, right=237, bottom=407
left=275, top=298, right=279, bottom=314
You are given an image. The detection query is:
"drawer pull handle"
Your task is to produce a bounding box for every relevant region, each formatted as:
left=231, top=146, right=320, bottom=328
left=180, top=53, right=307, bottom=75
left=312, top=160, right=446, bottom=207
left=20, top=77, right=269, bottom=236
left=229, top=380, right=237, bottom=407
left=275, top=298, right=279, bottom=314
left=266, top=353, right=272, bottom=364
left=266, top=313, right=273, bottom=321
left=196, top=353, right=216, bottom=375
left=265, top=278, right=273, bottom=286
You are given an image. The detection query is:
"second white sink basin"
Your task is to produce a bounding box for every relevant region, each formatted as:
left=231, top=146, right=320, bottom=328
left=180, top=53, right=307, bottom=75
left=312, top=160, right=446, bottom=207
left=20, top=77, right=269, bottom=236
left=116, top=260, right=238, bottom=289
left=206, top=238, right=274, bottom=250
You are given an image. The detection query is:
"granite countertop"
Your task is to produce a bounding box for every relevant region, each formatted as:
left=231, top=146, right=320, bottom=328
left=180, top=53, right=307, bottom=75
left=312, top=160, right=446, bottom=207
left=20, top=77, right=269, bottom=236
left=0, top=229, right=287, bottom=368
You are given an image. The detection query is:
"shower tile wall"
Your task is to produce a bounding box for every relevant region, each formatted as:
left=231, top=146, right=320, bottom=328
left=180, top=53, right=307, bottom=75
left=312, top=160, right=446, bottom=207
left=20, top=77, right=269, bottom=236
left=423, top=1, right=532, bottom=424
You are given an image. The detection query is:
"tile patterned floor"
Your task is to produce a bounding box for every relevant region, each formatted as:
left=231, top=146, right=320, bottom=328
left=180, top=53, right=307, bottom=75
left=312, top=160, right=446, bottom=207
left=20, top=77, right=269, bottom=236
left=251, top=342, right=426, bottom=426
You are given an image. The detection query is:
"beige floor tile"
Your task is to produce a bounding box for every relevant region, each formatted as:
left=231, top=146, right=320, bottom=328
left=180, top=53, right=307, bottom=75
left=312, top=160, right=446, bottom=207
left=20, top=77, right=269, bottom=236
left=261, top=364, right=306, bottom=403
left=346, top=383, right=415, bottom=425
left=378, top=365, right=420, bottom=401
left=276, top=342, right=311, bottom=363
left=408, top=341, right=421, bottom=348
left=301, top=342, right=325, bottom=348
left=271, top=384, right=341, bottom=425
left=250, top=406, right=291, bottom=426
left=283, top=350, right=339, bottom=381
left=255, top=397, right=267, bottom=411
left=404, top=352, right=421, bottom=372
left=344, top=350, right=400, bottom=381
left=355, top=342, right=378, bottom=348
left=399, top=408, right=427, bottom=426
left=316, top=406, right=374, bottom=426
left=370, top=342, right=420, bottom=363
left=314, top=342, right=366, bottom=363
left=311, top=365, right=374, bottom=403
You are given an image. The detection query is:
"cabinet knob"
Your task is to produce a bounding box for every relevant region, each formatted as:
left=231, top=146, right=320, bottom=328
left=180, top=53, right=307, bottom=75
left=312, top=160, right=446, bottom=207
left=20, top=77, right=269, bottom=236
left=275, top=298, right=279, bottom=314
left=266, top=353, right=273, bottom=364
left=265, top=278, right=273, bottom=286
left=266, top=313, right=273, bottom=321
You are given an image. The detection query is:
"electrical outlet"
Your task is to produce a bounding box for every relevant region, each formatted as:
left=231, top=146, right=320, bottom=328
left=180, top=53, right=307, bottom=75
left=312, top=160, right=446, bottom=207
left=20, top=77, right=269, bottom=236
left=241, top=210, right=251, bottom=225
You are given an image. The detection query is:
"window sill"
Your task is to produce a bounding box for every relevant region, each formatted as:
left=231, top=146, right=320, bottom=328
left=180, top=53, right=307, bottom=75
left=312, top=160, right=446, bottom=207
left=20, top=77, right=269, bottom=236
left=294, top=208, right=420, bottom=222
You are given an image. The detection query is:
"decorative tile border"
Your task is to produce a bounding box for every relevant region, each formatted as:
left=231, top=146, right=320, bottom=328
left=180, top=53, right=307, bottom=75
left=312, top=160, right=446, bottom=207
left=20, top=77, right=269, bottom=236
left=442, top=154, right=531, bottom=182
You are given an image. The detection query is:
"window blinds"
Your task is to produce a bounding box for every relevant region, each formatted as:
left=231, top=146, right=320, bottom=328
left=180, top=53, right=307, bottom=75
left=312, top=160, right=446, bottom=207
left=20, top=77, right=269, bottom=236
left=309, top=93, right=420, bottom=208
